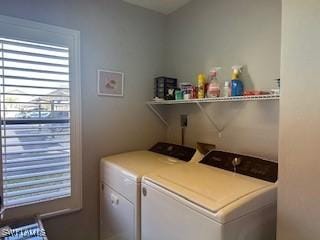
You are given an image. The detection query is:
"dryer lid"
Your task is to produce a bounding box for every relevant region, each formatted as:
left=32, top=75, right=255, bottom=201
left=101, top=151, right=182, bottom=181
left=143, top=163, right=275, bottom=216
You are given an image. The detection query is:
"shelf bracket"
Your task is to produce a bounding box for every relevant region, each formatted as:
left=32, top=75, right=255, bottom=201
left=147, top=103, right=169, bottom=127
left=196, top=102, right=223, bottom=136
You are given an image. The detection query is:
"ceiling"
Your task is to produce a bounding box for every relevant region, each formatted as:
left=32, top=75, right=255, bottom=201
left=122, top=0, right=192, bottom=15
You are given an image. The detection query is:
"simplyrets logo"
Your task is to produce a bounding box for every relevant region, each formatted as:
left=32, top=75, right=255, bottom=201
left=1, top=226, right=46, bottom=238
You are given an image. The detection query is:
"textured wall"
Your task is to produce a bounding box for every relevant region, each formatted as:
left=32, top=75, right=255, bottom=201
left=0, top=0, right=166, bottom=239
left=164, top=0, right=281, bottom=160
left=278, top=1, right=320, bottom=239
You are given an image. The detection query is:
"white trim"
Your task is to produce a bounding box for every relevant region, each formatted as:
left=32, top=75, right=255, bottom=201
left=70, top=22, right=83, bottom=211
left=0, top=15, right=80, bottom=42
left=0, top=41, right=4, bottom=220
left=97, top=69, right=124, bottom=97
left=0, top=14, right=82, bottom=220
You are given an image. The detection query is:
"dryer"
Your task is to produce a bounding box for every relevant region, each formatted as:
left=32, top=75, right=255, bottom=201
left=141, top=151, right=278, bottom=240
left=100, top=142, right=197, bottom=240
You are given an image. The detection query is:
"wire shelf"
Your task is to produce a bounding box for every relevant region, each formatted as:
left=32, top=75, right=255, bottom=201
left=146, top=94, right=280, bottom=131
left=147, top=94, right=280, bottom=105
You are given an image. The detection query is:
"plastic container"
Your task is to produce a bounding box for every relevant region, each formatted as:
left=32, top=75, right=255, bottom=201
left=184, top=93, right=191, bottom=100
left=223, top=81, right=230, bottom=97
left=175, top=89, right=183, bottom=100
left=231, top=66, right=244, bottom=96
left=231, top=80, right=244, bottom=96
left=206, top=68, right=221, bottom=98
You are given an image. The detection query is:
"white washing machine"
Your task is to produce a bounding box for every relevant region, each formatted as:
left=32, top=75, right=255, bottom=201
left=141, top=150, right=278, bottom=240
left=100, top=142, right=197, bottom=240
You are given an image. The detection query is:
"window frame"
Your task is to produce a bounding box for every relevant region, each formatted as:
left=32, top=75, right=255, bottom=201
left=0, top=14, right=82, bottom=221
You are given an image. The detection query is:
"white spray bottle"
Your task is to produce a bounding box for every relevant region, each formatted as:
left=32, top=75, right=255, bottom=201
left=206, top=67, right=221, bottom=98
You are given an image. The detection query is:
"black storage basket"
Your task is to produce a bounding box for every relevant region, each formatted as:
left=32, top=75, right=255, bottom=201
left=154, top=77, right=177, bottom=100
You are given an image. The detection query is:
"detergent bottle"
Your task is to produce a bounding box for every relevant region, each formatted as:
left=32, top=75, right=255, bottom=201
left=197, top=74, right=206, bottom=99
left=231, top=65, right=244, bottom=96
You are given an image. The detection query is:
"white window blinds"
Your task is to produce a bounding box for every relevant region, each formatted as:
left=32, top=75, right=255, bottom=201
left=0, top=38, right=72, bottom=208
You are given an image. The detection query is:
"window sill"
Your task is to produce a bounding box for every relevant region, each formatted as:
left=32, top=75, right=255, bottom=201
left=39, top=207, right=82, bottom=220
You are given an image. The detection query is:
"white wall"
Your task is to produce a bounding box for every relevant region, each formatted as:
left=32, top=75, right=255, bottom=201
left=0, top=1, right=166, bottom=239
left=164, top=0, right=281, bottom=160
left=278, top=1, right=320, bottom=239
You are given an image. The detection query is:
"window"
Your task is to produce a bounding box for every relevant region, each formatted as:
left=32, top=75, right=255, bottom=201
left=0, top=15, right=82, bottom=220
left=1, top=38, right=71, bottom=207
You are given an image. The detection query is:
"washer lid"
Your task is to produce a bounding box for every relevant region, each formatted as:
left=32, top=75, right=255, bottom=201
left=143, top=163, right=275, bottom=219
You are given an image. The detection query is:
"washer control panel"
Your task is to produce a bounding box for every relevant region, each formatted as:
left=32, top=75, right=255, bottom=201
left=149, top=142, right=196, bottom=162
left=200, top=151, right=278, bottom=182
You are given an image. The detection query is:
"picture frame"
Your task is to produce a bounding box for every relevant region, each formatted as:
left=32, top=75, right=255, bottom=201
left=97, top=69, right=124, bottom=97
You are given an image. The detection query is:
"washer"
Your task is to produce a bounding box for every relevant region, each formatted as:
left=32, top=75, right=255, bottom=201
left=141, top=150, right=278, bottom=240
left=100, top=142, right=197, bottom=240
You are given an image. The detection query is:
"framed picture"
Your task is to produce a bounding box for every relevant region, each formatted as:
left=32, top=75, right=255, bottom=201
left=97, top=70, right=124, bottom=97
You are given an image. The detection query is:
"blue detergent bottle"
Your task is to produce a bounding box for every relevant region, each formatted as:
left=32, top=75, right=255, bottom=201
left=231, top=65, right=244, bottom=96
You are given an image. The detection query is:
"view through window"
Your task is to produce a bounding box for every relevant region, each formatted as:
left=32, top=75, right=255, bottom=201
left=0, top=38, right=71, bottom=208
